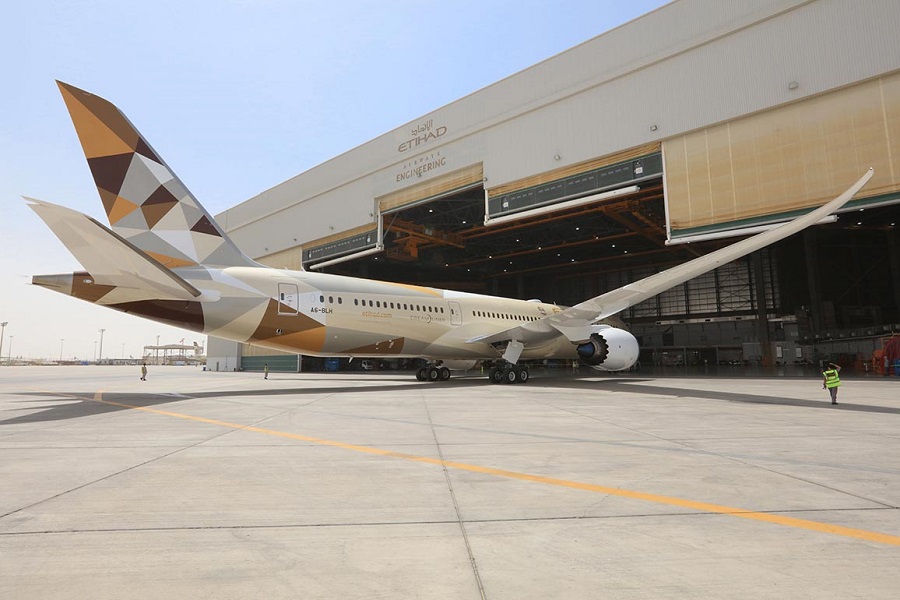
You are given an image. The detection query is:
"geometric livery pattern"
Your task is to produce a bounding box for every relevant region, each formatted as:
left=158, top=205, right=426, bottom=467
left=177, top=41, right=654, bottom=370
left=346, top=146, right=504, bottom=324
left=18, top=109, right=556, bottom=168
left=57, top=81, right=256, bottom=268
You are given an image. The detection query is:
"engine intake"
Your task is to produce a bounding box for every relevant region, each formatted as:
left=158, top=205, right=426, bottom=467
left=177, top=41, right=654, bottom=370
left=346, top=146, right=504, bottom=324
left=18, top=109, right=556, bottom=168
left=576, top=332, right=609, bottom=366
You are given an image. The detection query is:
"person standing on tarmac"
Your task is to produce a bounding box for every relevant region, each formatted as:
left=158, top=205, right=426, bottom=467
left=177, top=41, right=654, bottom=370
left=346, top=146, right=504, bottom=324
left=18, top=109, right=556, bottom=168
left=140, top=363, right=148, bottom=381
left=264, top=363, right=269, bottom=380
left=822, top=362, right=841, bottom=404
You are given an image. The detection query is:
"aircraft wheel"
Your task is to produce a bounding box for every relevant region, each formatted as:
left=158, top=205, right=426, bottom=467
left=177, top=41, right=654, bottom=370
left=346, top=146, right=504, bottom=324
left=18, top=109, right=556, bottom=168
left=427, top=366, right=440, bottom=381
left=489, top=367, right=504, bottom=384
left=439, top=367, right=451, bottom=381
left=415, top=367, right=428, bottom=381
left=517, top=367, right=529, bottom=383
left=504, top=368, right=518, bottom=384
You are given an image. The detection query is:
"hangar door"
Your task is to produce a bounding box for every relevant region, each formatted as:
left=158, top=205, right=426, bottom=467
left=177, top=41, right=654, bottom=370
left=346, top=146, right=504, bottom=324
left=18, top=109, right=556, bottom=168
left=664, top=73, right=900, bottom=241
left=377, top=164, right=484, bottom=214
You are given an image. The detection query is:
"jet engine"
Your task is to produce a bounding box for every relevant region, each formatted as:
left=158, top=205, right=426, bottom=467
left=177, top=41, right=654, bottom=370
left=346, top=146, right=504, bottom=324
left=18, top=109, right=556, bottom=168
left=575, top=326, right=640, bottom=371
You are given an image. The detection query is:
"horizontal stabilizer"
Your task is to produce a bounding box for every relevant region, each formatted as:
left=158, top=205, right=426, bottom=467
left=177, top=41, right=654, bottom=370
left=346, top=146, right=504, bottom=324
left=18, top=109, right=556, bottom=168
left=27, top=198, right=201, bottom=301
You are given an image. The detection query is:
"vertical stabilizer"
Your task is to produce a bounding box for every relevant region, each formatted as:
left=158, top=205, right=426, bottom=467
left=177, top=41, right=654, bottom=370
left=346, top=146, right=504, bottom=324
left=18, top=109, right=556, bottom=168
left=57, top=81, right=256, bottom=268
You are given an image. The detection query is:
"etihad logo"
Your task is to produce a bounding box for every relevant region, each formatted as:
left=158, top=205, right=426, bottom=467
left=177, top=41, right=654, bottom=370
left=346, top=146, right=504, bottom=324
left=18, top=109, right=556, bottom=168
left=398, top=119, right=447, bottom=152
left=396, top=152, right=446, bottom=183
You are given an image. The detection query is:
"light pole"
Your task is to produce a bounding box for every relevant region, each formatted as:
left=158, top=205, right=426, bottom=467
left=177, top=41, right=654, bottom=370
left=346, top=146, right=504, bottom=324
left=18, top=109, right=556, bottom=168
left=94, top=341, right=97, bottom=363
left=59, top=338, right=65, bottom=363
left=98, top=328, right=105, bottom=364
left=8, top=336, right=13, bottom=366
left=0, top=322, right=7, bottom=366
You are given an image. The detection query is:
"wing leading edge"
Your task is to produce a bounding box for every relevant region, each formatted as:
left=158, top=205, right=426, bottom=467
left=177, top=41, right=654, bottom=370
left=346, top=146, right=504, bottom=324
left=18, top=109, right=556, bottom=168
left=470, top=167, right=874, bottom=345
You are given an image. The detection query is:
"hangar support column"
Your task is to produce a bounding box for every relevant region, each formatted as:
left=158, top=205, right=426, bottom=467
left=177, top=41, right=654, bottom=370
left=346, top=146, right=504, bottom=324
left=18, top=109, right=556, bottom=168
left=889, top=226, right=900, bottom=317
left=804, top=229, right=824, bottom=334
left=753, top=253, right=773, bottom=367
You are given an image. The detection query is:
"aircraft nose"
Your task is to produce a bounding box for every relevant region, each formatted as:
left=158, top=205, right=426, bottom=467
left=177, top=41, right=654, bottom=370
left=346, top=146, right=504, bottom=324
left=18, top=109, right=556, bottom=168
left=32, top=273, right=74, bottom=294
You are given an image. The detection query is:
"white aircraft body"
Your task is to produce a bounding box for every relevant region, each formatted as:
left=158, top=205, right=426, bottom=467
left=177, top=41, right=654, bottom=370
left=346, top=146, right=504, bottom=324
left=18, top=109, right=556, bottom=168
left=29, top=82, right=873, bottom=383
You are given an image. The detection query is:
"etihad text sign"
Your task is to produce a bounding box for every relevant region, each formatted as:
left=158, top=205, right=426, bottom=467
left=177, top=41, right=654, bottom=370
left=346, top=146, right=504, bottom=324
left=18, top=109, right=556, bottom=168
left=398, top=119, right=447, bottom=153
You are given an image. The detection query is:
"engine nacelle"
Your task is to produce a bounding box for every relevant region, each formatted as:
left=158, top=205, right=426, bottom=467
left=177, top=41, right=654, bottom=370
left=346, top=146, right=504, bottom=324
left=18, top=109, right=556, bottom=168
left=575, top=326, right=640, bottom=372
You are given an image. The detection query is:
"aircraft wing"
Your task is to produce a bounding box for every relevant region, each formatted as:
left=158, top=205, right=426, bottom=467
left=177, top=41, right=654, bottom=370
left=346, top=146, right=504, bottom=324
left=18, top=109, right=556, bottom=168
left=470, top=167, right=874, bottom=345
left=27, top=198, right=202, bottom=301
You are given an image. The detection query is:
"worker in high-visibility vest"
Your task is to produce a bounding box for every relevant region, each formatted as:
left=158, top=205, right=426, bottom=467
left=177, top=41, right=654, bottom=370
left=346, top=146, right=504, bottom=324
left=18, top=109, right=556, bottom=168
left=822, top=362, right=841, bottom=405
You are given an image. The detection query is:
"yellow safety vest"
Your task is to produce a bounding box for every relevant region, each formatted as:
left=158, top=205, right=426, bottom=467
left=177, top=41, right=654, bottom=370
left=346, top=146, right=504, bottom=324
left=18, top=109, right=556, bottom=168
left=823, top=369, right=841, bottom=388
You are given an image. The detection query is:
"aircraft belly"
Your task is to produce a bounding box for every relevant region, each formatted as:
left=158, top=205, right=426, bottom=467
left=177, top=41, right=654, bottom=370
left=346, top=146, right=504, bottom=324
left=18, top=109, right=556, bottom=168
left=110, top=300, right=205, bottom=332
left=321, top=326, right=407, bottom=355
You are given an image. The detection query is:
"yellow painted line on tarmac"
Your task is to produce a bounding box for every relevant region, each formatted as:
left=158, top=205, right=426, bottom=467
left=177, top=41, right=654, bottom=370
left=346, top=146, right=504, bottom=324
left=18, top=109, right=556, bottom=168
left=92, top=392, right=900, bottom=547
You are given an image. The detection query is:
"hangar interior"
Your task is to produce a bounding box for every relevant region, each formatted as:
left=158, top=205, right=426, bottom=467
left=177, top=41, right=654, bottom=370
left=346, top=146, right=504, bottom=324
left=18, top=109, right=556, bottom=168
left=212, top=0, right=900, bottom=373
left=305, top=154, right=900, bottom=371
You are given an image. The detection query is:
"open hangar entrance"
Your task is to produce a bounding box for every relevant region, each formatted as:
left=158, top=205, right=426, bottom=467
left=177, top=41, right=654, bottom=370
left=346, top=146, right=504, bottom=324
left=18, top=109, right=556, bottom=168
left=299, top=150, right=900, bottom=372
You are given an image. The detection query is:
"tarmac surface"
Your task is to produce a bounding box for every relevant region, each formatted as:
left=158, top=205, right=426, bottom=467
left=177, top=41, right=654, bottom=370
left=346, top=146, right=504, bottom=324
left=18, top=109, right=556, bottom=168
left=1, top=365, right=899, bottom=599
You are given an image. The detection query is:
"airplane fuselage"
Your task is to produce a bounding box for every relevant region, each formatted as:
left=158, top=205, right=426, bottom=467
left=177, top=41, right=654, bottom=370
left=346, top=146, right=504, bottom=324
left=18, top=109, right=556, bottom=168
left=43, top=266, right=637, bottom=368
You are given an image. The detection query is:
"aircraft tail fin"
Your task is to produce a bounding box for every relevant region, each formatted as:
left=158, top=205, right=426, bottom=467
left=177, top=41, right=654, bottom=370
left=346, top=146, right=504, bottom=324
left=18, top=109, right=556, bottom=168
left=56, top=81, right=257, bottom=269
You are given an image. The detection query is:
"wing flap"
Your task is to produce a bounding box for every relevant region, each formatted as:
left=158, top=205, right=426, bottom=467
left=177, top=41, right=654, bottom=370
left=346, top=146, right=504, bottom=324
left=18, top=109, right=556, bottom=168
left=27, top=198, right=201, bottom=301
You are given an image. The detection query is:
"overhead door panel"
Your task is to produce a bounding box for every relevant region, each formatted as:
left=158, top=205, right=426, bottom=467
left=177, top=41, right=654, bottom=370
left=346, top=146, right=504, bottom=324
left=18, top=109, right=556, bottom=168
left=665, top=74, right=900, bottom=240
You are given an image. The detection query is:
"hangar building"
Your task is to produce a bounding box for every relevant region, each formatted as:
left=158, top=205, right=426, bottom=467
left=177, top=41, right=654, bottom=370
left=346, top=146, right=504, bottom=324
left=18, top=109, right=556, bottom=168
left=209, top=0, right=900, bottom=373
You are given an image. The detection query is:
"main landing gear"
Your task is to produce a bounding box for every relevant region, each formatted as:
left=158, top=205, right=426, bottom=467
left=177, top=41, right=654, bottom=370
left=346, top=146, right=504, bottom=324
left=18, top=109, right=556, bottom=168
left=488, top=364, right=529, bottom=384
left=416, top=364, right=451, bottom=382
left=414, top=356, right=530, bottom=384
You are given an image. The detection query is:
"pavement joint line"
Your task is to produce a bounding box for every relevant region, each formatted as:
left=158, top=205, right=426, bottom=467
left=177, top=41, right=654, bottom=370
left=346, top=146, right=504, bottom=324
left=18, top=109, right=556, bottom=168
left=89, top=391, right=900, bottom=548
left=3, top=507, right=898, bottom=537
left=422, top=393, right=487, bottom=599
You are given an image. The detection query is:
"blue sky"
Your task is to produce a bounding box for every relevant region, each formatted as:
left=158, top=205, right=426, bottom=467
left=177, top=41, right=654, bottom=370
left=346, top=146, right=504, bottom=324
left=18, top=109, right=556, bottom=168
left=0, top=0, right=667, bottom=361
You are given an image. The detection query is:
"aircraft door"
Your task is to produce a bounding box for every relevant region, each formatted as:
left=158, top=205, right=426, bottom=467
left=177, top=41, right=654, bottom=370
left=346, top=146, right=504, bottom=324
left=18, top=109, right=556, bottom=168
left=448, top=301, right=462, bottom=326
left=277, top=283, right=299, bottom=315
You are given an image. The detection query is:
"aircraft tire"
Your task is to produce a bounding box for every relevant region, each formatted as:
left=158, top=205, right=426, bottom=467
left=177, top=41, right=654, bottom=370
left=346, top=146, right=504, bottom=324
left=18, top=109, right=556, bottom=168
left=439, top=367, right=451, bottom=380
left=416, top=367, right=428, bottom=381
left=489, top=367, right=504, bottom=384
left=504, top=368, right=518, bottom=384
left=517, top=367, right=529, bottom=383
left=427, top=367, right=440, bottom=381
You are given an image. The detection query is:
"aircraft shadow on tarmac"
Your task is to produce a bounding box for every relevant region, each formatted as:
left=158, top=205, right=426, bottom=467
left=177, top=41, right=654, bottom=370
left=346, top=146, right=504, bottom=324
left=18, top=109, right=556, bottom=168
left=2, top=377, right=896, bottom=426
left=0, top=380, right=481, bottom=425
left=0, top=392, right=198, bottom=426
left=538, top=377, right=900, bottom=415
